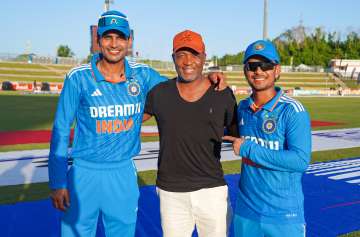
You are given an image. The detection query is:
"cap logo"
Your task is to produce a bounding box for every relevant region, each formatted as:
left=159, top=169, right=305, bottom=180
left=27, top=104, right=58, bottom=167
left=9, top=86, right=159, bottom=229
left=110, top=18, right=118, bottom=24
left=255, top=43, right=265, bottom=51
left=181, top=32, right=193, bottom=42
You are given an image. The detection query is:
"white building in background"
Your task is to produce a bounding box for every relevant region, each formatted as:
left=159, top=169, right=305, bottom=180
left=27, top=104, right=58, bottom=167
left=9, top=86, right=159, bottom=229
left=330, top=59, right=360, bottom=79
left=203, top=60, right=215, bottom=70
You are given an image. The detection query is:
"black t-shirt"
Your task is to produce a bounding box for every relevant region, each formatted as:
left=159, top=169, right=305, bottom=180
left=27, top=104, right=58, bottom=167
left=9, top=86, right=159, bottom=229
left=145, top=79, right=238, bottom=192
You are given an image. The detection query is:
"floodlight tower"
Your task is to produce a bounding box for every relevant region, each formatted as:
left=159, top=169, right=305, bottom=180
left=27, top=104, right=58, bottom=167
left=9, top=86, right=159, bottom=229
left=263, top=0, right=268, bottom=40
left=104, top=0, right=114, bottom=11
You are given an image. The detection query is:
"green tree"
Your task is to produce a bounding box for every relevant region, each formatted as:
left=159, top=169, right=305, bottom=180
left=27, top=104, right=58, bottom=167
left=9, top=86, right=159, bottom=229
left=57, top=45, right=74, bottom=57
left=217, top=27, right=360, bottom=67
left=217, top=52, right=244, bottom=66
left=343, top=32, right=360, bottom=59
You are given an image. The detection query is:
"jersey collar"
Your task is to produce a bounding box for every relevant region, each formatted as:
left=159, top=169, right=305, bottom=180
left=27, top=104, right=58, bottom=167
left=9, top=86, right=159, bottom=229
left=247, top=86, right=283, bottom=112
left=90, top=53, right=132, bottom=82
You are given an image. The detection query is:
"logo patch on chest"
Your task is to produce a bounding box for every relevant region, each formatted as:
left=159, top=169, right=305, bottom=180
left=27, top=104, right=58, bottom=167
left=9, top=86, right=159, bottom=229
left=262, top=118, right=276, bottom=134
left=127, top=81, right=140, bottom=97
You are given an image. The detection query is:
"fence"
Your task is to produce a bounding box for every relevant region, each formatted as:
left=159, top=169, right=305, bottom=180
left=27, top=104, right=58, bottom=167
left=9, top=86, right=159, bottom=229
left=221, top=64, right=329, bottom=73
left=0, top=53, right=83, bottom=65
left=0, top=53, right=333, bottom=73
left=135, top=58, right=175, bottom=71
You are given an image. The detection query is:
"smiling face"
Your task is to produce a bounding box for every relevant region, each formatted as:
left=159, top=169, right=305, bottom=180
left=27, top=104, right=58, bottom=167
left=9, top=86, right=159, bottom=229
left=99, top=30, right=132, bottom=64
left=173, top=47, right=205, bottom=82
left=244, top=56, right=280, bottom=92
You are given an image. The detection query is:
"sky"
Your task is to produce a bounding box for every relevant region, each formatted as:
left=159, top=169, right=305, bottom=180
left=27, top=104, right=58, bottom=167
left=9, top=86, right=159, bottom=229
left=1, top=0, right=360, bottom=61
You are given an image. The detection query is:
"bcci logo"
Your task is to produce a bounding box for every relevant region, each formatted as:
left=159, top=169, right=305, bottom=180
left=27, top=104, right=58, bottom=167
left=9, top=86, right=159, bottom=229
left=110, top=18, right=118, bottom=24
left=262, top=118, right=276, bottom=134
left=254, top=43, right=265, bottom=51
left=127, top=82, right=140, bottom=96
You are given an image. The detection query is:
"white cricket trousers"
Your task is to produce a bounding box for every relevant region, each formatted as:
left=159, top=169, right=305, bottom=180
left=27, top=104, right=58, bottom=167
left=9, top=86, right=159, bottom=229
left=157, top=185, right=232, bottom=237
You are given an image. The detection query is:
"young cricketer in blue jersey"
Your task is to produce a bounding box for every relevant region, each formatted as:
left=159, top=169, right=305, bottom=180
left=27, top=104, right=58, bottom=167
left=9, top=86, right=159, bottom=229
left=223, top=40, right=311, bottom=237
left=48, top=11, right=167, bottom=237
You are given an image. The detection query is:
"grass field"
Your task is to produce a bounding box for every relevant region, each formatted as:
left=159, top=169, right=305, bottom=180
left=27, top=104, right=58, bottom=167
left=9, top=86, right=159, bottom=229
left=0, top=93, right=359, bottom=152
left=1, top=93, right=359, bottom=132
left=0, top=91, right=360, bottom=236
left=343, top=79, right=360, bottom=89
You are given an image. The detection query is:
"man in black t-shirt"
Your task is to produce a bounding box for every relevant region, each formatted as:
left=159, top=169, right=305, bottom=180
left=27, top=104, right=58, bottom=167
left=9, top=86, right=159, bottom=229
left=143, top=30, right=238, bottom=237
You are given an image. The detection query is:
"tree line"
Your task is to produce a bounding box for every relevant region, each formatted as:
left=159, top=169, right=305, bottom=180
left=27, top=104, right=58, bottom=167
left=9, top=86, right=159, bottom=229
left=54, top=27, right=360, bottom=67
left=216, top=27, right=360, bottom=67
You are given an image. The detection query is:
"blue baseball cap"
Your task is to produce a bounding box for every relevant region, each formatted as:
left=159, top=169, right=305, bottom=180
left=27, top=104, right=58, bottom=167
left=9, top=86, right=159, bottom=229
left=97, top=10, right=130, bottom=38
left=243, top=40, right=280, bottom=64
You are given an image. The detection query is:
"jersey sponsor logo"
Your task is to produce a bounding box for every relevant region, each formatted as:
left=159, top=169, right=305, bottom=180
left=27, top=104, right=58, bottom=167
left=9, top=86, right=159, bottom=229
left=89, top=103, right=141, bottom=118
left=262, top=118, right=276, bottom=134
left=91, top=89, right=103, bottom=97
left=127, top=81, right=140, bottom=96
left=90, top=103, right=140, bottom=134
left=96, top=117, right=134, bottom=134
left=244, top=136, right=280, bottom=150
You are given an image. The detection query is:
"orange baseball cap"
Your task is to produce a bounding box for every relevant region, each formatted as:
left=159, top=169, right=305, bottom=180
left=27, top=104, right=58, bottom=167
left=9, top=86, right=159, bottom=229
left=173, top=30, right=205, bottom=54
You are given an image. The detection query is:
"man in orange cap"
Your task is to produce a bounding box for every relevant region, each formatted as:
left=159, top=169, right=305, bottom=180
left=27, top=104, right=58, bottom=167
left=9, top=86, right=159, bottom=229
left=143, top=30, right=238, bottom=237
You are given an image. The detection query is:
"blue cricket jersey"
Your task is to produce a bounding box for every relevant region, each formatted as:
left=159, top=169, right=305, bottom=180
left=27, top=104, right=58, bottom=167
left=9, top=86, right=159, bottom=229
left=48, top=54, right=166, bottom=189
left=235, top=87, right=311, bottom=224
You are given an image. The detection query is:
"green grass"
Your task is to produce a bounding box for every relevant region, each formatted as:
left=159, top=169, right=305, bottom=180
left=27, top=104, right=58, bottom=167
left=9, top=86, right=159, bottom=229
left=299, top=97, right=360, bottom=130
left=339, top=232, right=360, bottom=237
left=1, top=94, right=359, bottom=132
left=230, top=83, right=336, bottom=89
left=311, top=147, right=360, bottom=163
left=0, top=90, right=57, bottom=96
left=342, top=79, right=360, bottom=89
left=0, top=143, right=50, bottom=152
left=0, top=93, right=156, bottom=132
left=0, top=69, right=62, bottom=76
left=0, top=62, right=46, bottom=69
left=0, top=62, right=72, bottom=70
left=0, top=136, right=159, bottom=152
left=0, top=94, right=59, bottom=131
left=44, top=65, right=73, bottom=70
left=0, top=92, right=158, bottom=151
left=271, top=84, right=336, bottom=89
left=281, top=72, right=329, bottom=77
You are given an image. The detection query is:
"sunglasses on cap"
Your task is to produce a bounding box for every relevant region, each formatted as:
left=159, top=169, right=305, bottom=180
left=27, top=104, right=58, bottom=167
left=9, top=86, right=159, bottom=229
left=245, top=62, right=276, bottom=72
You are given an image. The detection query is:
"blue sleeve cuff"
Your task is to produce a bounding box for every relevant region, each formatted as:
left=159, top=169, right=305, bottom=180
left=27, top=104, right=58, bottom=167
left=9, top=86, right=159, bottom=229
left=48, top=155, right=68, bottom=190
